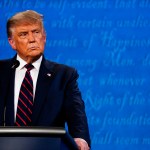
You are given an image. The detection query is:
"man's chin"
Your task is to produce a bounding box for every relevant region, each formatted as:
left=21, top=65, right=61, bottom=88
left=26, top=53, right=43, bottom=63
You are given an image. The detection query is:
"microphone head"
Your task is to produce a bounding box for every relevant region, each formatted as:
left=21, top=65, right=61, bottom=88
left=11, top=60, right=20, bottom=69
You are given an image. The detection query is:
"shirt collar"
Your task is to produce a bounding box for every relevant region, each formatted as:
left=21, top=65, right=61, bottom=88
left=32, top=56, right=43, bottom=70
left=16, top=55, right=43, bottom=71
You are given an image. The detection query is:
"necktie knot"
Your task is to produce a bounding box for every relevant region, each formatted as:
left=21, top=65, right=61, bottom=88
left=25, top=64, right=34, bottom=71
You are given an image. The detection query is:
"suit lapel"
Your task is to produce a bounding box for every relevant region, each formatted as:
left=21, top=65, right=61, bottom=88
left=31, top=57, right=55, bottom=125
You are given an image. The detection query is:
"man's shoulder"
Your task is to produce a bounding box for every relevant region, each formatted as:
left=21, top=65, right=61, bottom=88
left=43, top=59, right=78, bottom=79
left=0, top=58, right=12, bottom=64
left=44, top=59, right=76, bottom=72
left=0, top=58, right=13, bottom=70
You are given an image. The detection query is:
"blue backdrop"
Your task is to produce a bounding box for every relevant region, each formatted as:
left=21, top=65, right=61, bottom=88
left=0, top=0, right=150, bottom=149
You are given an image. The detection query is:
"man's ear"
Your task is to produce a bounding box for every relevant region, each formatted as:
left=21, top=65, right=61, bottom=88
left=8, top=37, right=16, bottom=50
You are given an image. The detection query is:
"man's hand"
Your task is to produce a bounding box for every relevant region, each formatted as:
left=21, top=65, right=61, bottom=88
left=74, top=138, right=90, bottom=150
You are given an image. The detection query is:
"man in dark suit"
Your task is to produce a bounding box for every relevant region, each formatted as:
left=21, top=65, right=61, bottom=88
left=0, top=10, right=90, bottom=149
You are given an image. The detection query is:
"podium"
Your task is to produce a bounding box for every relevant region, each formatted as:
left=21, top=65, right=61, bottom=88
left=0, top=127, right=78, bottom=150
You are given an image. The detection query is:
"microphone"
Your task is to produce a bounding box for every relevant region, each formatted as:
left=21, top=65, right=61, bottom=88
left=11, top=60, right=20, bottom=69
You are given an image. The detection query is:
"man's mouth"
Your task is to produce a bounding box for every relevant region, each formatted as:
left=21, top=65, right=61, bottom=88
left=28, top=46, right=39, bottom=50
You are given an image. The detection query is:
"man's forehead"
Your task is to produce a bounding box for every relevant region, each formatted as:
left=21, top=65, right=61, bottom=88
left=14, top=23, right=42, bottom=32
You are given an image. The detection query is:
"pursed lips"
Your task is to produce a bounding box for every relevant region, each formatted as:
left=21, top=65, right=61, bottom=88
left=28, top=46, right=39, bottom=50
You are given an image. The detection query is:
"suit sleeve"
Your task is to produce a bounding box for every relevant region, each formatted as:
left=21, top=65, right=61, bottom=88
left=64, top=68, right=91, bottom=147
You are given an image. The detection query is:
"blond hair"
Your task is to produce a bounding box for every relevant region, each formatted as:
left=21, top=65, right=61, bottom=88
left=7, top=10, right=44, bottom=37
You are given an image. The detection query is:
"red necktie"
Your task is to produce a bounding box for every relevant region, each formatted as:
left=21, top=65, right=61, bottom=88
left=15, top=64, right=34, bottom=126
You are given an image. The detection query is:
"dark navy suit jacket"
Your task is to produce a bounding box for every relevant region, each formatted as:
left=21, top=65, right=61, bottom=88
left=0, top=55, right=91, bottom=146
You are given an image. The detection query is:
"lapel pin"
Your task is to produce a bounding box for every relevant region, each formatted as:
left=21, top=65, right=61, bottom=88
left=47, top=73, right=51, bottom=77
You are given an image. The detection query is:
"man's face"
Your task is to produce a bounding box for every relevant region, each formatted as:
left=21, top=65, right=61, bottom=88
left=8, top=23, right=46, bottom=63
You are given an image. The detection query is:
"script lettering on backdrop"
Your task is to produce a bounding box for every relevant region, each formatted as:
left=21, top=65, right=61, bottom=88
left=0, top=0, right=150, bottom=149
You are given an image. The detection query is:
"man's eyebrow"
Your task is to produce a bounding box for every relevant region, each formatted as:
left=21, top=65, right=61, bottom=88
left=32, top=29, right=40, bottom=31
left=17, top=31, right=28, bottom=34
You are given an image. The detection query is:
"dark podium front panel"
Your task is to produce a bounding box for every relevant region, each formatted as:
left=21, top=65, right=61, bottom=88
left=0, top=127, right=78, bottom=150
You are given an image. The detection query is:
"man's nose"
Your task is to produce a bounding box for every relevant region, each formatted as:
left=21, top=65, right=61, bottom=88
left=28, top=32, right=35, bottom=42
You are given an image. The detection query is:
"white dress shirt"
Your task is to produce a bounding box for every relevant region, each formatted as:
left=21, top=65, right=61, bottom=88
left=14, top=55, right=42, bottom=119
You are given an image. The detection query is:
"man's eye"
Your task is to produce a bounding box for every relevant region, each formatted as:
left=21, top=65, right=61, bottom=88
left=33, top=30, right=40, bottom=34
left=19, top=33, right=27, bottom=38
left=33, top=30, right=41, bottom=37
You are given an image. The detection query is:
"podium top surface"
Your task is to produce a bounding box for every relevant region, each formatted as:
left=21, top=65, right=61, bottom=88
left=0, top=127, right=66, bottom=136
